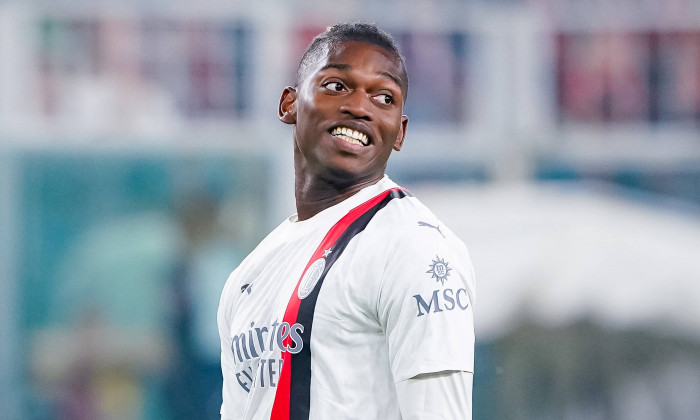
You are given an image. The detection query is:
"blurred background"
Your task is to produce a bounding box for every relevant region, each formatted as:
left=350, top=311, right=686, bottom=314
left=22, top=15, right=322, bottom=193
left=1, top=0, right=699, bottom=419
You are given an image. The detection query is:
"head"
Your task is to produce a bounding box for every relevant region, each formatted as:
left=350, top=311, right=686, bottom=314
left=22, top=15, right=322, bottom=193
left=279, top=23, right=410, bottom=188
left=296, top=23, right=409, bottom=102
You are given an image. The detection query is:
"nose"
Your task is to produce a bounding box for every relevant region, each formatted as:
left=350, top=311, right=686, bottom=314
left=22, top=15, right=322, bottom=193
left=339, top=91, right=371, bottom=120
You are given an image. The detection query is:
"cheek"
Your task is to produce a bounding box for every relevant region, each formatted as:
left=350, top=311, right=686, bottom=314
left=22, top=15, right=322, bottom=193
left=294, top=105, right=318, bottom=140
left=297, top=98, right=328, bottom=131
left=380, top=115, right=403, bottom=141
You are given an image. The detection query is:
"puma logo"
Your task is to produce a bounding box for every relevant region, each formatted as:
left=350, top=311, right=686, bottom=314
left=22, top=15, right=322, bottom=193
left=418, top=221, right=445, bottom=238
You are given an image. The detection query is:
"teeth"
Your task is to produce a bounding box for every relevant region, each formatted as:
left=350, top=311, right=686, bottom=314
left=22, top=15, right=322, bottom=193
left=331, top=127, right=369, bottom=145
left=339, top=135, right=362, bottom=145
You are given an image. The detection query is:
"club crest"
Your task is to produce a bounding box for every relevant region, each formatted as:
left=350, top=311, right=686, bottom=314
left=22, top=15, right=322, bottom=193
left=298, top=257, right=326, bottom=299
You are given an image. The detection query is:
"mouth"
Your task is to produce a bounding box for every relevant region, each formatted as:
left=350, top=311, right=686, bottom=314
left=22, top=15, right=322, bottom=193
left=330, top=126, right=370, bottom=146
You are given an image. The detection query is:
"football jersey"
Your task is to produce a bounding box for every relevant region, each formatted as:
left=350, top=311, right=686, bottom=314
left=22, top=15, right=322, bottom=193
left=218, top=176, right=475, bottom=420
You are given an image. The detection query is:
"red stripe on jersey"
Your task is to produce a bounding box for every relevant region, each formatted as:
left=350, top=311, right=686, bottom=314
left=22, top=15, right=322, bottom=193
left=270, top=188, right=405, bottom=420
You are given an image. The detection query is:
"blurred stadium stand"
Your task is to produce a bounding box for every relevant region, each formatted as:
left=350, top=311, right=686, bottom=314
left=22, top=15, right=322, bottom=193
left=0, top=0, right=699, bottom=419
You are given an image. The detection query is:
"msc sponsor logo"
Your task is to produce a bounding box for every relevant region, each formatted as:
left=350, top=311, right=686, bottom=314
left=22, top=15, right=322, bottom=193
left=413, top=288, right=469, bottom=317
left=426, top=255, right=452, bottom=285
left=413, top=255, right=469, bottom=317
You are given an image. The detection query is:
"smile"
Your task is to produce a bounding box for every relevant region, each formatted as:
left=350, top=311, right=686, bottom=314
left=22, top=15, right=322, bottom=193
left=331, top=126, right=369, bottom=146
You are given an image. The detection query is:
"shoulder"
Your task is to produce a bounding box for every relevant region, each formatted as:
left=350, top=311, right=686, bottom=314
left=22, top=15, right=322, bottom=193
left=370, top=190, right=470, bottom=257
left=361, top=189, right=474, bottom=294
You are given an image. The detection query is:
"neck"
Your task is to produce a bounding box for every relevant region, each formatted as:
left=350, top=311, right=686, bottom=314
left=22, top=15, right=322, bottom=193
left=294, top=171, right=383, bottom=221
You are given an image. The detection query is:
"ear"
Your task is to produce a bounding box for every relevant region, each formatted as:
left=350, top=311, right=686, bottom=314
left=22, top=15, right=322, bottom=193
left=393, top=115, right=408, bottom=151
left=279, top=86, right=297, bottom=125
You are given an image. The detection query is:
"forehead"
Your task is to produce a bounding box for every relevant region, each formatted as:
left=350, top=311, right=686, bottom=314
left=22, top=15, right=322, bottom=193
left=304, top=40, right=403, bottom=86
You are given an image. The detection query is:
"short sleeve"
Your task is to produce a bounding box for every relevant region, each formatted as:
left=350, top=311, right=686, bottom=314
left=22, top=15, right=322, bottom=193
left=377, top=224, right=475, bottom=383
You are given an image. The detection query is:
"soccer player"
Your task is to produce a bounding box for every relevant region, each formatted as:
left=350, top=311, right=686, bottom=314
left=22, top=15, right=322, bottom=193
left=218, top=22, right=475, bottom=420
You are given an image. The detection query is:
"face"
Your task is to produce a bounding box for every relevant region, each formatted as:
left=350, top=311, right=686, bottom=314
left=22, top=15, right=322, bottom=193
left=279, top=41, right=408, bottom=185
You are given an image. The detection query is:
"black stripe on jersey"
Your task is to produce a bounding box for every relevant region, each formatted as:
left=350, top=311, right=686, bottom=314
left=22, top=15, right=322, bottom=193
left=289, top=188, right=410, bottom=420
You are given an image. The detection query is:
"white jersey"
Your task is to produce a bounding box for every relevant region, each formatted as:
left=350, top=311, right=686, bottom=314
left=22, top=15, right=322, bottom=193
left=218, top=176, right=475, bottom=420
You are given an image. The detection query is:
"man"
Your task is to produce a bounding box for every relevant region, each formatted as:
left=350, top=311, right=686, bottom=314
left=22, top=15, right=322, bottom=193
left=218, top=23, right=475, bottom=420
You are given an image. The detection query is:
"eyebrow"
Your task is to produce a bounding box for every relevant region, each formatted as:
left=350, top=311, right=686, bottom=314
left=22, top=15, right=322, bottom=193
left=320, top=63, right=403, bottom=89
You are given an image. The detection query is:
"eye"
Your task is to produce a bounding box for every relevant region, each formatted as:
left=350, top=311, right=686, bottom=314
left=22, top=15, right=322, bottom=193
left=373, top=93, right=395, bottom=105
left=323, top=81, right=346, bottom=92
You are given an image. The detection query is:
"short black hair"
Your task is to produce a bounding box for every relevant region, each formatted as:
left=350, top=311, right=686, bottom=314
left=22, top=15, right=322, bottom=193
left=296, top=22, right=409, bottom=102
